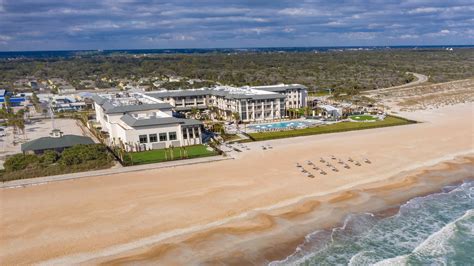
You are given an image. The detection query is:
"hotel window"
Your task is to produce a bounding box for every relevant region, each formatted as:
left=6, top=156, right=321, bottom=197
left=139, top=135, right=148, bottom=144
left=169, top=131, right=177, bottom=141
left=194, top=128, right=200, bottom=138
left=159, top=133, right=167, bottom=142
left=149, top=134, right=158, bottom=143
left=182, top=129, right=188, bottom=139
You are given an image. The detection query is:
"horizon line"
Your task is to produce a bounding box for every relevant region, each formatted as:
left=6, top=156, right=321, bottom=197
left=1, top=44, right=473, bottom=53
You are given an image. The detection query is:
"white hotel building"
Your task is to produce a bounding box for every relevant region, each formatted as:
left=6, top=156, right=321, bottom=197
left=148, top=84, right=307, bottom=122
left=92, top=84, right=307, bottom=151
left=92, top=92, right=203, bottom=152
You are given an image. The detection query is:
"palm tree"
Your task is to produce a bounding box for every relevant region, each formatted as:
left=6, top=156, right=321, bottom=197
left=232, top=112, right=240, bottom=123
left=190, top=107, right=199, bottom=119
left=232, top=112, right=240, bottom=130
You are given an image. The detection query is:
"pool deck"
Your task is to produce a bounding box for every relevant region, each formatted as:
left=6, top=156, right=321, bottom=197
left=244, top=119, right=323, bottom=133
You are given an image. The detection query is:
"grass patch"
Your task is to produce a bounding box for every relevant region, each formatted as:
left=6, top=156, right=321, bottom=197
left=221, top=133, right=240, bottom=142
left=127, top=144, right=218, bottom=165
left=349, top=115, right=378, bottom=121
left=248, top=115, right=416, bottom=141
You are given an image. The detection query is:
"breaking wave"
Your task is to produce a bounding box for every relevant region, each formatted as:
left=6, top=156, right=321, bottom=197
left=269, top=180, right=474, bottom=265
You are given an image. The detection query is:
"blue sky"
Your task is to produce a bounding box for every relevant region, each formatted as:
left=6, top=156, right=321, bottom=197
left=0, top=0, right=473, bottom=51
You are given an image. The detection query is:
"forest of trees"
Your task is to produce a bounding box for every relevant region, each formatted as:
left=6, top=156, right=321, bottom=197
left=1, top=48, right=473, bottom=92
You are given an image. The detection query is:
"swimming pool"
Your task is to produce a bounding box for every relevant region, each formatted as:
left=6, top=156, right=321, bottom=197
left=247, top=120, right=315, bottom=131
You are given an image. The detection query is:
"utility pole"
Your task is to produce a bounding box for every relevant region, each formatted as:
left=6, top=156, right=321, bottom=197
left=49, top=97, right=55, bottom=130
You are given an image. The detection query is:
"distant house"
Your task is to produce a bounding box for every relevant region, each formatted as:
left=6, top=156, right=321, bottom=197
left=57, top=85, right=76, bottom=95
left=21, top=129, right=94, bottom=154
left=318, top=105, right=342, bottom=120
left=29, top=81, right=39, bottom=90
left=0, top=89, right=26, bottom=107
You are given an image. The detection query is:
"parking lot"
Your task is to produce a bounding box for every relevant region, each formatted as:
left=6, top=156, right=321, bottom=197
left=0, top=118, right=96, bottom=169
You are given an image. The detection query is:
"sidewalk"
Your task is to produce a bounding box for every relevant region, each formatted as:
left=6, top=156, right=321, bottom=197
left=1, top=155, right=232, bottom=189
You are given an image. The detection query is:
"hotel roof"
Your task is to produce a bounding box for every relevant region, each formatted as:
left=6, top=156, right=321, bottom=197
left=250, top=84, right=308, bottom=92
left=92, top=93, right=173, bottom=114
left=120, top=114, right=202, bottom=127
left=146, top=85, right=292, bottom=101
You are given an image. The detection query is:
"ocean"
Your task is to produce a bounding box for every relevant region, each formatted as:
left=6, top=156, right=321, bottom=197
left=270, top=180, right=474, bottom=265
left=1, top=45, right=473, bottom=59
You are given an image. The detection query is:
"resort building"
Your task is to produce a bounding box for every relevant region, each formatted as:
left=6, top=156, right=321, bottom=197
left=92, top=92, right=203, bottom=152
left=248, top=84, right=307, bottom=109
left=147, top=84, right=307, bottom=122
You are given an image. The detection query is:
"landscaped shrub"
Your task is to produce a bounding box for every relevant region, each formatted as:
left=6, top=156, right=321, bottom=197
left=40, top=150, right=59, bottom=166
left=1, top=144, right=114, bottom=182
left=59, top=144, right=111, bottom=166
left=4, top=154, right=39, bottom=172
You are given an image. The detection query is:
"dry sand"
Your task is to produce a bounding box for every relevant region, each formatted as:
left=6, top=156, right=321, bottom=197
left=0, top=103, right=473, bottom=265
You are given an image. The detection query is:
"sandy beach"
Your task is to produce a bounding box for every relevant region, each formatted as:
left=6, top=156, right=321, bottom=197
left=1, top=103, right=473, bottom=265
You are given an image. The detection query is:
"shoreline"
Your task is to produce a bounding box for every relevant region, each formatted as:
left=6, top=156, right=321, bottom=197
left=45, top=154, right=474, bottom=265
left=266, top=173, right=471, bottom=266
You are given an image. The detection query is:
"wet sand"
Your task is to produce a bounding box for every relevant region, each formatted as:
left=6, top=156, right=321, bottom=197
left=0, top=103, right=473, bottom=265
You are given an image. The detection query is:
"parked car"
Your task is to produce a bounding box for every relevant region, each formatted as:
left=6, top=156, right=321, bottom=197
left=0, top=127, right=6, bottom=137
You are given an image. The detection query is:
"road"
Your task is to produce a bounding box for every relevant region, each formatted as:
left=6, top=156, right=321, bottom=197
left=366, top=72, right=429, bottom=93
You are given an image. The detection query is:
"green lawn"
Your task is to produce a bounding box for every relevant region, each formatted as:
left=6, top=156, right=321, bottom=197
left=349, top=115, right=378, bottom=121
left=127, top=144, right=218, bottom=165
left=248, top=115, right=416, bottom=141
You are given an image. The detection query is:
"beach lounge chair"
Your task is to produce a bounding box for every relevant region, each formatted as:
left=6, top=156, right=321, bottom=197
left=355, top=161, right=361, bottom=166
left=320, top=158, right=325, bottom=163
left=364, top=158, right=371, bottom=164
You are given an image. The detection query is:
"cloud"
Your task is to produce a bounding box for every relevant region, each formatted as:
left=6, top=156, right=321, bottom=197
left=425, top=29, right=455, bottom=37
left=0, top=0, right=473, bottom=50
left=0, top=34, right=11, bottom=41
left=237, top=27, right=272, bottom=35
left=400, top=34, right=419, bottom=39
left=344, top=32, right=377, bottom=40
left=278, top=8, right=327, bottom=17
left=407, top=7, right=443, bottom=14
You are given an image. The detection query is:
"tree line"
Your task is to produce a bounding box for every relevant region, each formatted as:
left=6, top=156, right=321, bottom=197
left=1, top=49, right=473, bottom=93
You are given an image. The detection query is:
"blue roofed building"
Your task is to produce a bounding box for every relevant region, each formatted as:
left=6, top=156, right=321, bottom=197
left=0, top=89, right=26, bottom=107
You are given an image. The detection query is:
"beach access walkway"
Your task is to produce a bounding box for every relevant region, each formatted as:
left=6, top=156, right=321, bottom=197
left=1, top=155, right=231, bottom=189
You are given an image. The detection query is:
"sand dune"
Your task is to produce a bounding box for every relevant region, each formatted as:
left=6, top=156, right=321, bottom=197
left=0, top=103, right=473, bottom=265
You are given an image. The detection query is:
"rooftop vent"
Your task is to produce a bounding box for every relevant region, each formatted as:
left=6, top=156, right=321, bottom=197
left=50, top=129, right=63, bottom=138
